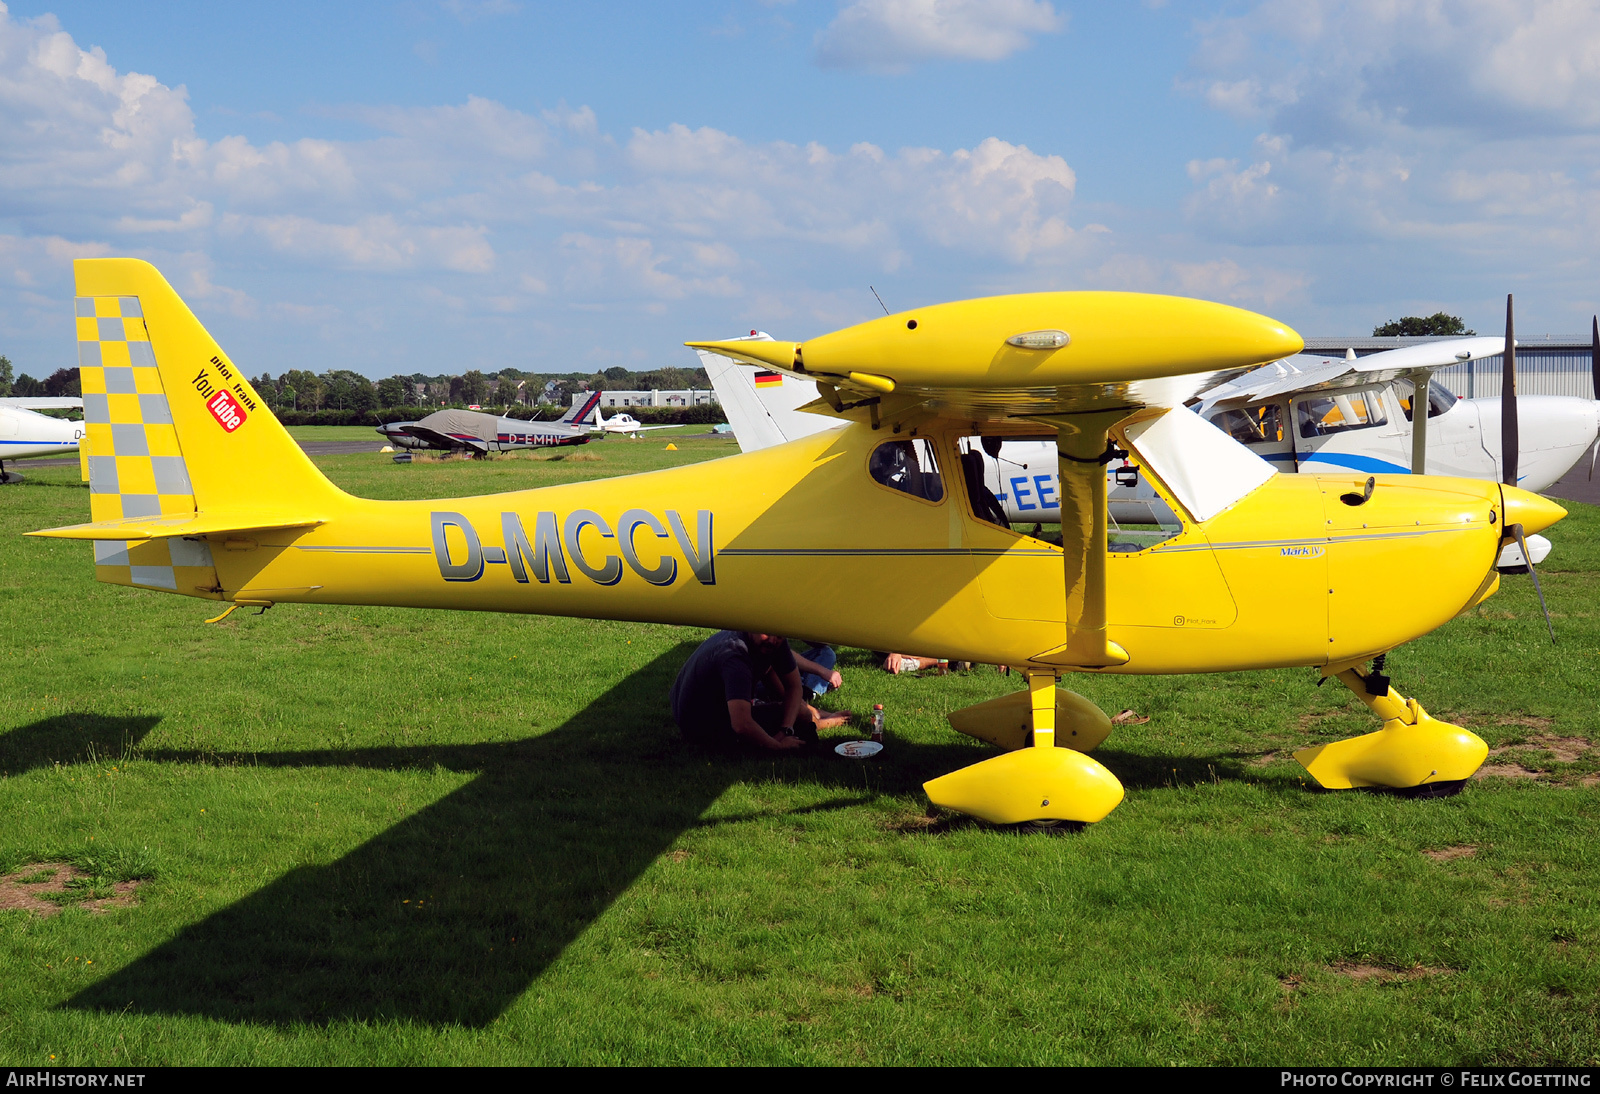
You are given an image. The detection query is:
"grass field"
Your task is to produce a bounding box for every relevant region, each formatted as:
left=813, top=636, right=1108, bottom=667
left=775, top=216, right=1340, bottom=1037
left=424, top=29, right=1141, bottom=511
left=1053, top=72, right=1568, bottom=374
left=2, top=432, right=1597, bottom=1065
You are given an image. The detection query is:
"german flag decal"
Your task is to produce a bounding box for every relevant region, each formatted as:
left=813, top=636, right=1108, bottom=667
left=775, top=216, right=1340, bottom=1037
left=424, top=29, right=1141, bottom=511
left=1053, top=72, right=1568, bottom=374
left=754, top=371, right=782, bottom=388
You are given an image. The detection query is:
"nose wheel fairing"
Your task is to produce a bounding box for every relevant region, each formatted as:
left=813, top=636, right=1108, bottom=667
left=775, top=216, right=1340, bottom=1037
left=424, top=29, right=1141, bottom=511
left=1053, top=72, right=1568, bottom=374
left=1294, top=667, right=1488, bottom=790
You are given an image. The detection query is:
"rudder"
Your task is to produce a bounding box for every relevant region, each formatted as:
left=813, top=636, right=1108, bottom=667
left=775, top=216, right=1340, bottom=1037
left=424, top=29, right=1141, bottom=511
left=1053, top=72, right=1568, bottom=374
left=62, top=259, right=348, bottom=598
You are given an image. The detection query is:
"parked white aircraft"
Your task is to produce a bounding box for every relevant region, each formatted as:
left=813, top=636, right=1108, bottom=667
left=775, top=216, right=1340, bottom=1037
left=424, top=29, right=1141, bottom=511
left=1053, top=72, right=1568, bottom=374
left=0, top=398, right=85, bottom=483
left=591, top=406, right=677, bottom=439
left=699, top=332, right=1593, bottom=568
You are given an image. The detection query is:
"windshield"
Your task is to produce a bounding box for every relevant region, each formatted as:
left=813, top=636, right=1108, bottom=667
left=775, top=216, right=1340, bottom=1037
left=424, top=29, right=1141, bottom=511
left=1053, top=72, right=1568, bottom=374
left=1397, top=379, right=1458, bottom=422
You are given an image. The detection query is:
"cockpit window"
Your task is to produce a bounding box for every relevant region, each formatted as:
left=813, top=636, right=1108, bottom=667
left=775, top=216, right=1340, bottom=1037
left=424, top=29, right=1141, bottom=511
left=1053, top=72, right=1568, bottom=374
left=869, top=439, right=943, bottom=502
left=1296, top=390, right=1387, bottom=439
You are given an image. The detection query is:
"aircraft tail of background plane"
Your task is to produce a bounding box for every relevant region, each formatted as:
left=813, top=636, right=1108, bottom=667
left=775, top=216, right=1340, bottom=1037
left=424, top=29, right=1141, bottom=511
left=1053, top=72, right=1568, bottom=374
left=29, top=258, right=347, bottom=596
left=697, top=338, right=841, bottom=453
left=559, top=389, right=604, bottom=427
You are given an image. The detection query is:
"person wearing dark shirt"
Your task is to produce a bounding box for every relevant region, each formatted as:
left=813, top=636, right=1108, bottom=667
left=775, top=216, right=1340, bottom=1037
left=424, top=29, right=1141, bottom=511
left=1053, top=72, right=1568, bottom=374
left=670, top=630, right=813, bottom=751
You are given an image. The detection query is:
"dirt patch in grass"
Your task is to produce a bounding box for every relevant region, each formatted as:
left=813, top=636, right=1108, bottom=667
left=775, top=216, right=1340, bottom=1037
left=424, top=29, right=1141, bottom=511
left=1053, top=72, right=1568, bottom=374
left=1328, top=961, right=1453, bottom=983
left=665, top=849, right=690, bottom=864
left=1495, top=734, right=1593, bottom=762
left=1477, top=763, right=1545, bottom=780
left=0, top=862, right=142, bottom=917
left=1423, top=844, right=1478, bottom=861
left=884, top=809, right=979, bottom=835
left=1251, top=751, right=1280, bottom=767
left=1497, top=715, right=1556, bottom=732
left=1582, top=775, right=1599, bottom=788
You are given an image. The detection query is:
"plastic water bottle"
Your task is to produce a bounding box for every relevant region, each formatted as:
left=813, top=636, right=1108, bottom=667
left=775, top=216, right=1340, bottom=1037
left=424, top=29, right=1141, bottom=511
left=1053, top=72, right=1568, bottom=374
left=871, top=704, right=885, bottom=744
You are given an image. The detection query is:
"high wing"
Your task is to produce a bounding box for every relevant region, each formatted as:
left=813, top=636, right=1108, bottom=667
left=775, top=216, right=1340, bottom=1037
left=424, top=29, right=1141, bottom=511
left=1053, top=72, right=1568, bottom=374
left=690, top=291, right=1302, bottom=669
left=1197, top=336, right=1508, bottom=413
left=690, top=293, right=1297, bottom=431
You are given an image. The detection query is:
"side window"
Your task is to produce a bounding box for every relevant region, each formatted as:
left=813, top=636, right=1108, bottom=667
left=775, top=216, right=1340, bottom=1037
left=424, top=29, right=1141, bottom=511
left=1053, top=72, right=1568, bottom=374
left=1296, top=390, right=1388, bottom=439
left=1209, top=404, right=1283, bottom=446
left=955, top=435, right=1038, bottom=528
left=869, top=439, right=943, bottom=502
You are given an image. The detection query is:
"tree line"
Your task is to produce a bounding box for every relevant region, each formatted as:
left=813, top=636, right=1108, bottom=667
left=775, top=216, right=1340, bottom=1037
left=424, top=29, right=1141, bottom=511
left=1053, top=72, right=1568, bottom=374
left=0, top=358, right=713, bottom=411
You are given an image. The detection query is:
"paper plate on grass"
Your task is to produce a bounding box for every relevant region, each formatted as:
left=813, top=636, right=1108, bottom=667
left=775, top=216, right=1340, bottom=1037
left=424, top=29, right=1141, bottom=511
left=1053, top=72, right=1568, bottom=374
left=834, top=740, right=883, bottom=759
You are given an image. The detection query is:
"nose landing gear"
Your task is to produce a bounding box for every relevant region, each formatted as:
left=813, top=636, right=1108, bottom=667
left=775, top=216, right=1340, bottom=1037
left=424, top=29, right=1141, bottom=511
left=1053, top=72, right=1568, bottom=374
left=1294, top=662, right=1488, bottom=792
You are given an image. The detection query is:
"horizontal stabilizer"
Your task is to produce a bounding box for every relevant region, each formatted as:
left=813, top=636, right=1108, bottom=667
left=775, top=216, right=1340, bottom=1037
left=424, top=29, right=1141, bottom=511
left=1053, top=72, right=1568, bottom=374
left=28, top=511, right=324, bottom=541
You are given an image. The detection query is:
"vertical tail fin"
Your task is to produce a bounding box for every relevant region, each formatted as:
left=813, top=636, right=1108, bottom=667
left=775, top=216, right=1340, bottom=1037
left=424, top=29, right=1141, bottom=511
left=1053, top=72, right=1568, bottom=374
left=560, top=389, right=603, bottom=426
left=696, top=340, right=840, bottom=453
left=32, top=259, right=347, bottom=596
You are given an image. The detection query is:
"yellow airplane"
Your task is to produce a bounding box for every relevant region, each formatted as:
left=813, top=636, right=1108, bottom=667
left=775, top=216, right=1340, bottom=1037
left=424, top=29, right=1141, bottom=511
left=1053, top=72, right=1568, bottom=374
left=30, top=259, right=1567, bottom=829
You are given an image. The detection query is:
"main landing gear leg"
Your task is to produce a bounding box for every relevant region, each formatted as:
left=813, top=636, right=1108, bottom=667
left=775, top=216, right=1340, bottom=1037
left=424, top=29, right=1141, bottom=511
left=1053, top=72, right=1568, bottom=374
left=922, top=671, right=1126, bottom=827
left=0, top=460, right=22, bottom=484
left=1293, top=664, right=1488, bottom=795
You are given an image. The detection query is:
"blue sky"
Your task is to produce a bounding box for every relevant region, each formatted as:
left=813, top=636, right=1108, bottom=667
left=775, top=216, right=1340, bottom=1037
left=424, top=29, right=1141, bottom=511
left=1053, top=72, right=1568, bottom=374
left=2, top=1, right=1597, bottom=380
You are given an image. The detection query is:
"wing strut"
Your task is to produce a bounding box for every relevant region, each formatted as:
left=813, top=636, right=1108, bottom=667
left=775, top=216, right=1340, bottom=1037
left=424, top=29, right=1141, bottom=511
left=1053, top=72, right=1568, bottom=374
left=1028, top=409, right=1131, bottom=669
left=1409, top=369, right=1432, bottom=475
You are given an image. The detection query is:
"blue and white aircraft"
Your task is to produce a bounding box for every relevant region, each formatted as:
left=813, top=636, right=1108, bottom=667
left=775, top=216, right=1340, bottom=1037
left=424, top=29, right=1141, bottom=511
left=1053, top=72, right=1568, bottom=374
left=0, top=398, right=85, bottom=483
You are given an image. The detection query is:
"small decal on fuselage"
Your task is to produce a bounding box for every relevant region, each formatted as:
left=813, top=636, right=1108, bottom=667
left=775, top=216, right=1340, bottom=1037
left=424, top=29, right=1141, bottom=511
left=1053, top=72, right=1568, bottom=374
left=1280, top=545, right=1325, bottom=559
left=431, top=509, right=716, bottom=587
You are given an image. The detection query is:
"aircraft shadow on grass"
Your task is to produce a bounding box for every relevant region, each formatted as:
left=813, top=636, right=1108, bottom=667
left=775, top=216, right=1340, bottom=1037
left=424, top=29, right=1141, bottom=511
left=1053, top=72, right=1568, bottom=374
left=5, top=648, right=1307, bottom=1029
left=0, top=713, right=162, bottom=776
left=50, top=643, right=975, bottom=1028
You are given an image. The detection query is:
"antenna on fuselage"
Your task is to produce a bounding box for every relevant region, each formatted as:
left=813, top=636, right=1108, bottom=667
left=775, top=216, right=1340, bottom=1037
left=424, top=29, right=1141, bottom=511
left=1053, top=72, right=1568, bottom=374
left=870, top=286, right=890, bottom=316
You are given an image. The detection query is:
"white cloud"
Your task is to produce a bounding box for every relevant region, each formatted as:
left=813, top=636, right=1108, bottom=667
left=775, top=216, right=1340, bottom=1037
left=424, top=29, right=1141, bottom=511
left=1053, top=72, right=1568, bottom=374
left=814, top=0, right=1063, bottom=72
left=441, top=0, right=521, bottom=22
left=1191, top=0, right=1600, bottom=137
left=0, top=4, right=1114, bottom=373
left=1180, top=0, right=1600, bottom=304
left=1088, top=254, right=1309, bottom=309
left=221, top=214, right=496, bottom=273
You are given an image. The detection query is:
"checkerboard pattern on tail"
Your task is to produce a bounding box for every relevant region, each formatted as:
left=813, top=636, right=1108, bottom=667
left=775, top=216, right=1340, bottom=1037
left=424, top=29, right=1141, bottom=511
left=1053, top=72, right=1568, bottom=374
left=77, top=294, right=221, bottom=599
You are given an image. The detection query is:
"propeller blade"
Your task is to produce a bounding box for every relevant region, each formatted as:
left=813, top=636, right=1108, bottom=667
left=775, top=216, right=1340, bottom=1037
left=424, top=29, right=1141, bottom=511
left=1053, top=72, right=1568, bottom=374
left=1502, top=294, right=1518, bottom=486
left=1511, top=522, right=1557, bottom=644
left=1592, top=314, right=1598, bottom=400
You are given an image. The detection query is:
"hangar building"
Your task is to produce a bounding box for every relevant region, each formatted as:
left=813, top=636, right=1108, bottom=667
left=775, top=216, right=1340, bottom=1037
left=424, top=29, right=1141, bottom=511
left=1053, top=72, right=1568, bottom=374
left=1304, top=335, right=1596, bottom=399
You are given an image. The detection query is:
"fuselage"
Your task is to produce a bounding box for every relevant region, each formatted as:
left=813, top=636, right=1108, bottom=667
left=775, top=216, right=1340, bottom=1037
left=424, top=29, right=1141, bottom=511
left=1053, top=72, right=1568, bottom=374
left=0, top=405, right=83, bottom=460
left=197, top=417, right=1516, bottom=675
